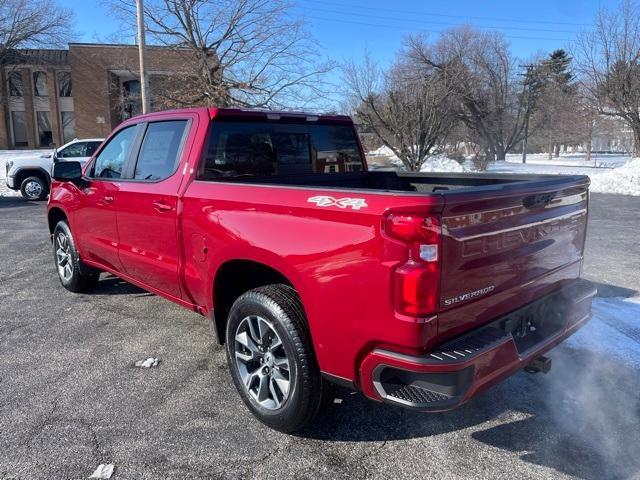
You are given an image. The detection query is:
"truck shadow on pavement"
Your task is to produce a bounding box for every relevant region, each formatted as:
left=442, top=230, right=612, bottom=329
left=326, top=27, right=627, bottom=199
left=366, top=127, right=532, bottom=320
left=299, top=346, right=640, bottom=480
left=0, top=196, right=39, bottom=209
left=589, top=280, right=637, bottom=298
left=92, top=275, right=153, bottom=297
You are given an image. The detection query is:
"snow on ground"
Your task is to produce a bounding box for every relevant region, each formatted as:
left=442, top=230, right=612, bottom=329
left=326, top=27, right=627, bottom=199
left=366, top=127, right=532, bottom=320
left=488, top=154, right=640, bottom=196
left=565, top=297, right=640, bottom=369
left=366, top=148, right=640, bottom=196
left=0, top=149, right=48, bottom=197
left=368, top=146, right=465, bottom=173
left=588, top=158, right=640, bottom=196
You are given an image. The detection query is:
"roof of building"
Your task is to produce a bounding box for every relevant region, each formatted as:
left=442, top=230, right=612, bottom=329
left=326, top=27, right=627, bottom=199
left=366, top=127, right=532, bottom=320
left=2, top=49, right=69, bottom=66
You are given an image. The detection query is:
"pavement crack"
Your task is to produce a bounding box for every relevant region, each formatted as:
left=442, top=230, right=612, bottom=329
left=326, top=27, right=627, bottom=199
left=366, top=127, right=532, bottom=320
left=24, top=399, right=59, bottom=448
left=79, top=419, right=105, bottom=464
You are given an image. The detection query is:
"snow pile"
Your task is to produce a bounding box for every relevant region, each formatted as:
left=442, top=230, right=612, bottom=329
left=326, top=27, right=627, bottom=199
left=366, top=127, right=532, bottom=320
left=367, top=146, right=467, bottom=173
left=90, top=464, right=114, bottom=479
left=589, top=158, right=640, bottom=196
left=0, top=182, right=20, bottom=197
left=134, top=357, right=160, bottom=368
left=368, top=145, right=396, bottom=157
left=420, top=155, right=465, bottom=173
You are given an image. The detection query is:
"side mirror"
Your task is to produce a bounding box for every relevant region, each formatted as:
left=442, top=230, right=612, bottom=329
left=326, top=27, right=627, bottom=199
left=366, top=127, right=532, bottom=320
left=52, top=148, right=59, bottom=162
left=53, top=161, right=83, bottom=182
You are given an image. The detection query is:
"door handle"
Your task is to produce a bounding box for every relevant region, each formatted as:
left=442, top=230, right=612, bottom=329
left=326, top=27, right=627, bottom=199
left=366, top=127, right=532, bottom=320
left=153, top=200, right=173, bottom=212
left=103, top=195, right=114, bottom=204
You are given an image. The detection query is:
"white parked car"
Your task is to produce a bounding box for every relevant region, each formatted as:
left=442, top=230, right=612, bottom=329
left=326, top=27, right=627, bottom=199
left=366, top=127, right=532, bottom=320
left=4, top=138, right=104, bottom=200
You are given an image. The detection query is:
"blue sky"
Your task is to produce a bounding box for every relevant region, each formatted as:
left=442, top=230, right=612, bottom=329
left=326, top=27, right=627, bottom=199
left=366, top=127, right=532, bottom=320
left=60, top=0, right=604, bottom=105
left=61, top=0, right=602, bottom=59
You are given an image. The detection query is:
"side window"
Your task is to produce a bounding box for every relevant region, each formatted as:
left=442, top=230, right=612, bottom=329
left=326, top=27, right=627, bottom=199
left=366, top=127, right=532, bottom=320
left=91, top=126, right=136, bottom=179
left=134, top=120, right=188, bottom=181
left=57, top=142, right=86, bottom=158
left=199, top=122, right=310, bottom=179
left=85, top=141, right=101, bottom=157
left=310, top=125, right=364, bottom=173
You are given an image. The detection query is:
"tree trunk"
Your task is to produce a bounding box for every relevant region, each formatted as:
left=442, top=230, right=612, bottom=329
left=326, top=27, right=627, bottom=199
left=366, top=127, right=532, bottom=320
left=584, top=140, right=592, bottom=164
left=633, top=125, right=640, bottom=158
left=554, top=143, right=561, bottom=158
left=547, top=138, right=553, bottom=160
left=494, top=144, right=506, bottom=161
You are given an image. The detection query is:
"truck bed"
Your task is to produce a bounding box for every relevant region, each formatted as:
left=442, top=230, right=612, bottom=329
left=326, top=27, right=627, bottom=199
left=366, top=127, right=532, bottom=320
left=214, top=170, right=589, bottom=195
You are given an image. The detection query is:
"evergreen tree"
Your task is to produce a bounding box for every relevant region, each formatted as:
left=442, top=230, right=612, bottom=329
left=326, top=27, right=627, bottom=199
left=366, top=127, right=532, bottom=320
left=543, top=50, right=575, bottom=93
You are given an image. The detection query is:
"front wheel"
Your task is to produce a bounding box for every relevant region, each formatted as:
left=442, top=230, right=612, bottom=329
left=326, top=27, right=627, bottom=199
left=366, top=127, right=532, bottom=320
left=53, top=221, right=99, bottom=293
left=20, top=176, right=48, bottom=201
left=225, top=284, right=330, bottom=433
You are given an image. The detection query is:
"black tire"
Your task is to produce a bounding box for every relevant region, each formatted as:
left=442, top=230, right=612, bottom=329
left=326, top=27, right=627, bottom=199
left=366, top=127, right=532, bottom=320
left=225, top=284, right=330, bottom=433
left=20, top=175, right=48, bottom=201
left=52, top=220, right=99, bottom=293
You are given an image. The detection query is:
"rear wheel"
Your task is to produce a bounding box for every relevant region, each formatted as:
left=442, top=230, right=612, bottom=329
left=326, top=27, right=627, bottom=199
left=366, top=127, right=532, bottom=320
left=225, top=284, right=330, bottom=432
left=53, top=221, right=99, bottom=293
left=20, top=176, right=48, bottom=201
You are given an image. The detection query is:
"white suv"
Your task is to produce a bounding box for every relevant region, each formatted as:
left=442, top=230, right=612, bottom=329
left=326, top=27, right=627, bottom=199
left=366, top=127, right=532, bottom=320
left=5, top=138, right=104, bottom=200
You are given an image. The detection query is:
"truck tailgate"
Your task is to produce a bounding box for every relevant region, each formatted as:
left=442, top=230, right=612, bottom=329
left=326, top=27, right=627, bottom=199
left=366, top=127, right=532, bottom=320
left=438, top=177, right=589, bottom=332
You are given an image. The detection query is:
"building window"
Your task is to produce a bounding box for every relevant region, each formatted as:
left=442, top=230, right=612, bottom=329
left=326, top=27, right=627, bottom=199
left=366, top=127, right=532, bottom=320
left=122, top=79, right=142, bottom=119
left=8, top=71, right=23, bottom=97
left=33, top=71, right=48, bottom=97
left=61, top=111, right=75, bottom=143
left=57, top=71, right=72, bottom=97
left=36, top=111, right=53, bottom=146
left=11, top=111, right=28, bottom=147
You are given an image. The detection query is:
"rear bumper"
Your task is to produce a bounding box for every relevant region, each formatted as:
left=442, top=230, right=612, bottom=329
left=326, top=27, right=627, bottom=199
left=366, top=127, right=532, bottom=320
left=359, top=279, right=597, bottom=411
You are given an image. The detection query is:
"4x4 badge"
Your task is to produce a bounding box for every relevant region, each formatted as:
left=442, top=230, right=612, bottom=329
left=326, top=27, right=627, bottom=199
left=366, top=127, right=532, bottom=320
left=307, top=196, right=368, bottom=210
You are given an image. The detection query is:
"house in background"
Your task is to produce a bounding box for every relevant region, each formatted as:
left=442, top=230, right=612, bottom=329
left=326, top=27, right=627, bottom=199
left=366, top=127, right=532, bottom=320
left=0, top=43, right=188, bottom=149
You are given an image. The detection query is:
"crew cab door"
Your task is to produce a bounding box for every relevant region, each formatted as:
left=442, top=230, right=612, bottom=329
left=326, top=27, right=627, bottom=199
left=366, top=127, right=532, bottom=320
left=114, top=118, right=192, bottom=298
left=75, top=126, right=139, bottom=271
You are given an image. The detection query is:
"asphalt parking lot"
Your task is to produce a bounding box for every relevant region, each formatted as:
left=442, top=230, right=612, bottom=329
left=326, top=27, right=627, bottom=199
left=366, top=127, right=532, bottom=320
left=1, top=193, right=639, bottom=480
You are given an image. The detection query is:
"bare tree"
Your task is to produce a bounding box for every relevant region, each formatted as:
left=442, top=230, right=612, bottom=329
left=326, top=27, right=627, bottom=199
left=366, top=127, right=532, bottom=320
left=110, top=0, right=333, bottom=109
left=410, top=26, right=531, bottom=161
left=574, top=0, right=640, bottom=154
left=343, top=45, right=457, bottom=172
left=0, top=0, right=73, bottom=64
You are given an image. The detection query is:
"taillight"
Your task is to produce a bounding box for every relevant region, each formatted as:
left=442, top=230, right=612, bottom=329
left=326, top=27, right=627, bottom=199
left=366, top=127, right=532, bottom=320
left=385, top=214, right=441, bottom=316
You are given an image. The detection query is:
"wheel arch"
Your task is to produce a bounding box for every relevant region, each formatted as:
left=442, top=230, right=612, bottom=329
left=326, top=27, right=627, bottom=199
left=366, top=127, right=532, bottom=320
left=211, top=259, right=298, bottom=344
left=48, top=206, right=68, bottom=234
left=15, top=167, right=51, bottom=188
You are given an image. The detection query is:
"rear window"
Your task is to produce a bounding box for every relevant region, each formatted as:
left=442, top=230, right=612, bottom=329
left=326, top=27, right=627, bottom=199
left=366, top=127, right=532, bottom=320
left=198, top=121, right=364, bottom=180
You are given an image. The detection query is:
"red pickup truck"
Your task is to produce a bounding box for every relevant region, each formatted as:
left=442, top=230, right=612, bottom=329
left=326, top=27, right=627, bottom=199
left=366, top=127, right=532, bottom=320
left=47, top=107, right=596, bottom=432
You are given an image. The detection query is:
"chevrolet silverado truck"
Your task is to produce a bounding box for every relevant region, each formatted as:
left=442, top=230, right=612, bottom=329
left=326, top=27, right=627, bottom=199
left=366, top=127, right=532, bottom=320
left=47, top=107, right=596, bottom=432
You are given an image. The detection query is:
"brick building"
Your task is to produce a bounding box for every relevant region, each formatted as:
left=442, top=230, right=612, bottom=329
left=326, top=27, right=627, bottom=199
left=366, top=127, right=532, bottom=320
left=0, top=43, right=188, bottom=149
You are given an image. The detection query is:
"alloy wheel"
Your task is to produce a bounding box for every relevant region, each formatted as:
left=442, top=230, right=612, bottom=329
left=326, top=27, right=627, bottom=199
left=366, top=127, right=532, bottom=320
left=56, top=232, right=73, bottom=282
left=233, top=315, right=291, bottom=410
